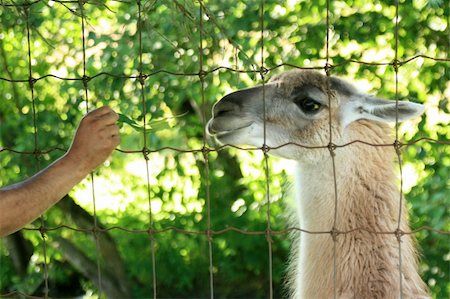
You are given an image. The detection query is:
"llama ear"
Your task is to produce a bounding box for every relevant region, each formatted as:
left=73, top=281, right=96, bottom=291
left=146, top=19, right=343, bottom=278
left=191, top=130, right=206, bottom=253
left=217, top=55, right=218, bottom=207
left=342, top=96, right=425, bottom=127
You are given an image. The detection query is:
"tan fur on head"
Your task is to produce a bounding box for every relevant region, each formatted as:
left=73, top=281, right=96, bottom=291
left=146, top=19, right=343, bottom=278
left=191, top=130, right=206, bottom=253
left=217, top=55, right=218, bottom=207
left=207, top=69, right=429, bottom=298
left=269, top=69, right=357, bottom=105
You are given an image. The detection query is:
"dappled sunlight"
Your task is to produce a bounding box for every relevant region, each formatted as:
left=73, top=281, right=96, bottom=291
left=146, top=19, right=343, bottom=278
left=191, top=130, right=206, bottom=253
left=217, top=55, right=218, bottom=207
left=402, top=163, right=420, bottom=193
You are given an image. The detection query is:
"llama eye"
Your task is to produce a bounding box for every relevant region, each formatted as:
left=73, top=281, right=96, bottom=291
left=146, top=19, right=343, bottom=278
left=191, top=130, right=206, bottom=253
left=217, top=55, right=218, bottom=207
left=295, top=97, right=322, bottom=114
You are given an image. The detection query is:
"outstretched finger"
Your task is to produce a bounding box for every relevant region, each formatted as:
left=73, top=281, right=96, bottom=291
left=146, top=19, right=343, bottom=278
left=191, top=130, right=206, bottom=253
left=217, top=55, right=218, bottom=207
left=101, top=124, right=120, bottom=136
left=88, top=106, right=115, bottom=118
left=95, top=110, right=119, bottom=126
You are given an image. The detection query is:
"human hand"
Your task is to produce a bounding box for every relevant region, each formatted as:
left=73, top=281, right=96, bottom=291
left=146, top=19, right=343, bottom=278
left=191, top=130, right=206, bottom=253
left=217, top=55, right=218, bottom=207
left=65, top=106, right=120, bottom=173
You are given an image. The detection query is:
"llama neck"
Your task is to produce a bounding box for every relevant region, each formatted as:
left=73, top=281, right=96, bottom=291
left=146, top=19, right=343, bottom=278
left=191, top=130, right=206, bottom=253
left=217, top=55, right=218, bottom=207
left=292, top=120, right=428, bottom=298
left=294, top=145, right=399, bottom=231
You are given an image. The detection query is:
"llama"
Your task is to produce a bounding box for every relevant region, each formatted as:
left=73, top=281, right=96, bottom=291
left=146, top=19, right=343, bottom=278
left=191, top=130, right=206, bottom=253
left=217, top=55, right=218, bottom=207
left=206, top=70, right=429, bottom=299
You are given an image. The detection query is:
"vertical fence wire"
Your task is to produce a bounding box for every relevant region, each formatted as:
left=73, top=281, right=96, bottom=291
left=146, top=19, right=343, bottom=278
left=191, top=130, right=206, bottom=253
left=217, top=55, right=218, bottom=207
left=258, top=0, right=274, bottom=298
left=136, top=1, right=158, bottom=297
left=324, top=0, right=340, bottom=298
left=197, top=1, right=215, bottom=297
left=78, top=0, right=104, bottom=294
left=393, top=1, right=405, bottom=297
left=24, top=5, right=50, bottom=298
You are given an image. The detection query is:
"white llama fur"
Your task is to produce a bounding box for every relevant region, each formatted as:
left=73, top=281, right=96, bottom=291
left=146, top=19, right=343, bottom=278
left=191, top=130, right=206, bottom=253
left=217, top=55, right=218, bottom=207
left=206, top=70, right=429, bottom=299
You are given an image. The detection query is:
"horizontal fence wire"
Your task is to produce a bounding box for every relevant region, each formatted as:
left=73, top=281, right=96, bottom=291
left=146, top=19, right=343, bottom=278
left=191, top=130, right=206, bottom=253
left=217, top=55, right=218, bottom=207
left=1, top=138, right=450, bottom=155
left=0, top=0, right=449, bottom=298
left=16, top=224, right=450, bottom=236
left=0, top=54, right=447, bottom=83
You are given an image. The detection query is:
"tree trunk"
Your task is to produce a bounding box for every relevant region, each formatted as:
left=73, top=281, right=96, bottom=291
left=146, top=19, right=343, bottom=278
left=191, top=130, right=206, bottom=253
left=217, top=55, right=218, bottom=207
left=56, top=195, right=132, bottom=297
left=53, top=237, right=129, bottom=298
left=2, top=231, right=33, bottom=277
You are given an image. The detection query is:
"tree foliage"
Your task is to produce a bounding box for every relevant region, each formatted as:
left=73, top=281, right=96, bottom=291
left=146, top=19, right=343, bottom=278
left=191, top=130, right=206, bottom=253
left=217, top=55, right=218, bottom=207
left=0, top=0, right=448, bottom=298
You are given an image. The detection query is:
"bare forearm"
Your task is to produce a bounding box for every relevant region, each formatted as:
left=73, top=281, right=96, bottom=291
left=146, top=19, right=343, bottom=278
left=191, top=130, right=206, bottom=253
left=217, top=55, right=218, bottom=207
left=0, top=155, right=89, bottom=237
left=0, top=106, right=120, bottom=237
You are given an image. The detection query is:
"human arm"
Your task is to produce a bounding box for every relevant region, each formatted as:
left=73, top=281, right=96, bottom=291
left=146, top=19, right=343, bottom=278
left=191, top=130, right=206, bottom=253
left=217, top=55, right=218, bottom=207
left=0, top=106, right=120, bottom=237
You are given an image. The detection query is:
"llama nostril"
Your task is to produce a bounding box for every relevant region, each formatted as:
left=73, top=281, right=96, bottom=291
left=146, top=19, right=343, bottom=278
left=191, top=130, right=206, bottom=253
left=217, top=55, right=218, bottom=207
left=213, top=100, right=239, bottom=118
left=215, top=106, right=233, bottom=118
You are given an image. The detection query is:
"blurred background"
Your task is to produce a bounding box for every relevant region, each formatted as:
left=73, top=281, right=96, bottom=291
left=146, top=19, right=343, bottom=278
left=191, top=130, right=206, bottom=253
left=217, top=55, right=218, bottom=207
left=0, top=0, right=448, bottom=298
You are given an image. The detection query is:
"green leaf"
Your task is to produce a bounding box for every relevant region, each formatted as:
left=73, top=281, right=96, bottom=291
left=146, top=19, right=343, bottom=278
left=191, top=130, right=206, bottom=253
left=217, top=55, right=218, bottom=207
left=117, top=112, right=187, bottom=132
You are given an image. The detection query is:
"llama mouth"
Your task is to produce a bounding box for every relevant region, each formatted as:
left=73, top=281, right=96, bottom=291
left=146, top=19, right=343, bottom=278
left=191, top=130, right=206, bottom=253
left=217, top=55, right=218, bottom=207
left=215, top=129, right=242, bottom=138
left=214, top=124, right=253, bottom=138
left=206, top=118, right=254, bottom=138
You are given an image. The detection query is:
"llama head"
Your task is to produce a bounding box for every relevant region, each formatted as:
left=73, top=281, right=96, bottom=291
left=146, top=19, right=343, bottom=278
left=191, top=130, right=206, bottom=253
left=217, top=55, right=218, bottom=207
left=207, top=69, right=424, bottom=163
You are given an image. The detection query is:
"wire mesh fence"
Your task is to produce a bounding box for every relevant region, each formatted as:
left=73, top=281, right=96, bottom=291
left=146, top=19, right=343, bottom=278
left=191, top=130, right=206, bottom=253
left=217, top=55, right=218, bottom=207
left=0, top=0, right=449, bottom=298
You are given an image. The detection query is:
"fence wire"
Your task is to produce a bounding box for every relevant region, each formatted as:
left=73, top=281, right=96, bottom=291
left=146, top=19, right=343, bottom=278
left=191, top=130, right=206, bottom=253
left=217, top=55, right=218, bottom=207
left=0, top=0, right=449, bottom=298
left=24, top=4, right=50, bottom=298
